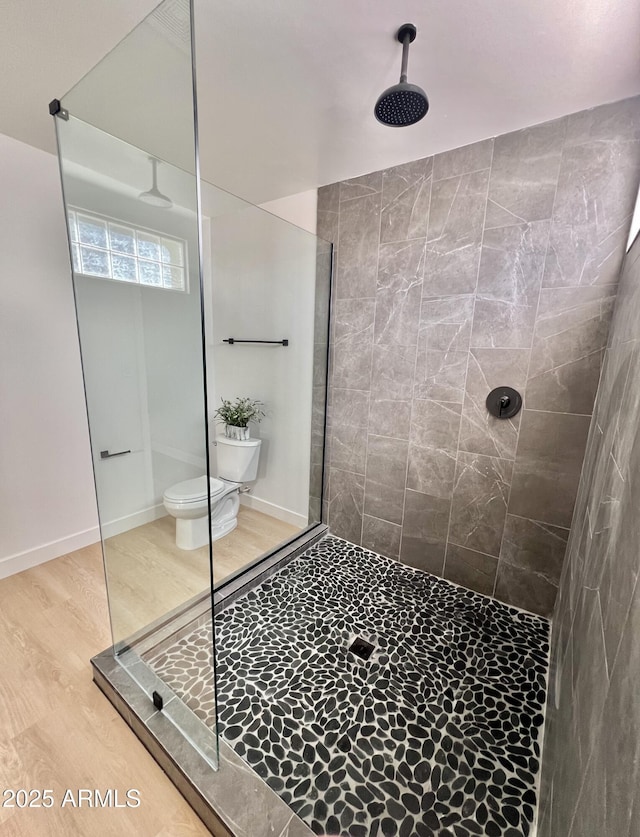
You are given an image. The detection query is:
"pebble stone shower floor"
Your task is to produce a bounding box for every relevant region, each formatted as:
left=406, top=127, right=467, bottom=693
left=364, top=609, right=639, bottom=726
left=148, top=535, right=550, bottom=837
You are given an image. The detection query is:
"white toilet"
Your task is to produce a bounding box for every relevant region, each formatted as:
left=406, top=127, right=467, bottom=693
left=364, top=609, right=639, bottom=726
left=163, top=435, right=262, bottom=550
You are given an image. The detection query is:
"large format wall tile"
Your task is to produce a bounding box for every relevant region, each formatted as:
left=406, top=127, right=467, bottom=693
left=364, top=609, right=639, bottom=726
left=363, top=435, right=408, bottom=525
left=494, top=561, right=559, bottom=616
left=374, top=239, right=425, bottom=346
left=400, top=488, right=449, bottom=573
left=406, top=443, right=456, bottom=497
left=335, top=191, right=381, bottom=299
left=472, top=220, right=550, bottom=348
left=329, top=387, right=370, bottom=428
left=509, top=410, right=591, bottom=528
left=327, top=468, right=364, bottom=544
left=449, top=452, right=513, bottom=557
left=414, top=295, right=473, bottom=403
left=543, top=101, right=640, bottom=290
left=340, top=171, right=383, bottom=202
left=370, top=343, right=416, bottom=401
left=380, top=157, right=431, bottom=244
left=368, top=398, right=411, bottom=441
left=418, top=295, right=474, bottom=353
left=361, top=514, right=402, bottom=559
left=501, top=514, right=569, bottom=585
left=526, top=285, right=616, bottom=413
left=424, top=168, right=490, bottom=296
left=432, top=138, right=494, bottom=181
left=331, top=298, right=375, bottom=390
left=409, top=398, right=462, bottom=451
left=317, top=183, right=340, bottom=243
left=443, top=542, right=497, bottom=596
left=487, top=117, right=565, bottom=224
left=413, top=348, right=467, bottom=403
left=324, top=95, right=640, bottom=624
left=564, top=96, right=640, bottom=148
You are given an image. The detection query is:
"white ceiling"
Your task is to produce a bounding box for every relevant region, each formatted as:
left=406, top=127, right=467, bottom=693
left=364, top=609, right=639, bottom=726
left=2, top=0, right=640, bottom=204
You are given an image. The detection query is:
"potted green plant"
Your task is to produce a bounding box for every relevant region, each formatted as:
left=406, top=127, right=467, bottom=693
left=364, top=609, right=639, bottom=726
left=214, top=397, right=265, bottom=441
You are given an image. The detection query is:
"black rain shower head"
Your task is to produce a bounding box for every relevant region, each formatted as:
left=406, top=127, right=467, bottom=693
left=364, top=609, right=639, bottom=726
left=375, top=23, right=429, bottom=127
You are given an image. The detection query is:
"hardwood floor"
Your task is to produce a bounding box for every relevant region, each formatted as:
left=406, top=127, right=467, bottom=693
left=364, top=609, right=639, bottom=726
left=0, top=508, right=299, bottom=836
left=0, top=544, right=211, bottom=836
left=104, top=508, right=300, bottom=644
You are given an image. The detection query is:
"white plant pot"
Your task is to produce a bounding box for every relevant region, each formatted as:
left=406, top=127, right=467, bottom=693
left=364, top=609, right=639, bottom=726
left=225, top=424, right=250, bottom=441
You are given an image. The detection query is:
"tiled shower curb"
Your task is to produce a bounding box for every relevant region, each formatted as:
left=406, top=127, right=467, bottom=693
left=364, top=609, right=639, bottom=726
left=91, top=650, right=313, bottom=837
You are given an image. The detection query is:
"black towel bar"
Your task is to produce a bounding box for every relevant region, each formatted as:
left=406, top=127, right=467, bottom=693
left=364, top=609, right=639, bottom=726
left=223, top=338, right=289, bottom=346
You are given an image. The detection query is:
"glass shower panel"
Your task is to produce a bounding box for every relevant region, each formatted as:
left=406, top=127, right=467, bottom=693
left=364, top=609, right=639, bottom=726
left=200, top=181, right=331, bottom=586
left=53, top=0, right=218, bottom=767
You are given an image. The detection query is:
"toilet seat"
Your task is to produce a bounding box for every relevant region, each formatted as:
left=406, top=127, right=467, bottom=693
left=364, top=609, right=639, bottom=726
left=163, top=475, right=225, bottom=505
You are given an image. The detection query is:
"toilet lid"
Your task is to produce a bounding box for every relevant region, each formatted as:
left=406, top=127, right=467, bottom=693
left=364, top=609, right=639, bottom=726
left=164, top=475, right=225, bottom=503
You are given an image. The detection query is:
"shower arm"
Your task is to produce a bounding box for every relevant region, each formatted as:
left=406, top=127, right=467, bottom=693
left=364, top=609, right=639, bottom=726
left=400, top=32, right=410, bottom=83
left=150, top=158, right=159, bottom=190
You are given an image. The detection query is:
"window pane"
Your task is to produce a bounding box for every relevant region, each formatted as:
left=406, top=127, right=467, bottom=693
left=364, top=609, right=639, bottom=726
left=109, top=224, right=136, bottom=255
left=80, top=246, right=110, bottom=277
left=136, top=232, right=161, bottom=261
left=161, top=237, right=184, bottom=266
left=77, top=214, right=108, bottom=248
left=112, top=254, right=137, bottom=282
left=69, top=207, right=186, bottom=292
left=139, top=259, right=162, bottom=286
left=68, top=211, right=78, bottom=242
left=162, top=265, right=185, bottom=290
left=71, top=243, right=81, bottom=272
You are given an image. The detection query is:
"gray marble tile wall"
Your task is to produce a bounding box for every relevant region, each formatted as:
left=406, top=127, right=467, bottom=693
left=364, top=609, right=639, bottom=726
left=537, top=229, right=640, bottom=836
left=317, top=96, right=640, bottom=617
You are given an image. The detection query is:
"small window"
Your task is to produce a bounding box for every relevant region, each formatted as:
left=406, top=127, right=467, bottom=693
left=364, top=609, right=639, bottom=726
left=67, top=208, right=187, bottom=292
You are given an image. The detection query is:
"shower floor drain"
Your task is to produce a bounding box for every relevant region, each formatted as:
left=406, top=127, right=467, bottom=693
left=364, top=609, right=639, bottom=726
left=349, top=636, right=374, bottom=660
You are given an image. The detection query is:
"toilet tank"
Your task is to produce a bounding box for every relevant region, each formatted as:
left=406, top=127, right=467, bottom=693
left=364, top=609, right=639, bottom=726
left=216, top=435, right=262, bottom=482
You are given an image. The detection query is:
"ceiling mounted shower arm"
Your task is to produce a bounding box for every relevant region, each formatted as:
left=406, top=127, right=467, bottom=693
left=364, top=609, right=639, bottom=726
left=398, top=23, right=417, bottom=84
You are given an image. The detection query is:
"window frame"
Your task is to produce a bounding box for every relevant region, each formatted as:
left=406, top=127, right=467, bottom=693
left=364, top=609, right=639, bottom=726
left=67, top=206, right=189, bottom=294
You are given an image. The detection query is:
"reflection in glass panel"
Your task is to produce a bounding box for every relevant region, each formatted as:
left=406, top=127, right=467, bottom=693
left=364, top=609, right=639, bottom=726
left=67, top=210, right=78, bottom=241
left=139, top=259, right=162, bottom=286
left=161, top=237, right=184, bottom=265
left=80, top=245, right=110, bottom=276
left=136, top=231, right=161, bottom=260
left=109, top=223, right=136, bottom=255
left=162, top=264, right=184, bottom=289
left=78, top=213, right=108, bottom=248
left=112, top=253, right=137, bottom=282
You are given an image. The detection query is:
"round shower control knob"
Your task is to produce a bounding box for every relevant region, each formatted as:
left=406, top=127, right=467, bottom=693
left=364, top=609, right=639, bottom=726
left=486, top=386, right=522, bottom=419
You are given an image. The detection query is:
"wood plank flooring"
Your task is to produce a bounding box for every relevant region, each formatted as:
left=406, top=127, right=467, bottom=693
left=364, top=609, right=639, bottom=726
left=104, top=508, right=300, bottom=643
left=0, top=508, right=299, bottom=837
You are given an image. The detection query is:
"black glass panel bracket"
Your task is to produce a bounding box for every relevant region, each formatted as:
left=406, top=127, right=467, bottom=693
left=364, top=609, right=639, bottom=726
left=48, top=99, right=69, bottom=120
left=349, top=637, right=375, bottom=660
left=486, top=386, right=522, bottom=419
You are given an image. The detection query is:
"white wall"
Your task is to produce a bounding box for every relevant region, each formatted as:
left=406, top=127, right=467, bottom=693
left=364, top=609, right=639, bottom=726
left=0, top=133, right=98, bottom=577
left=260, top=190, right=317, bottom=235
left=206, top=189, right=318, bottom=525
